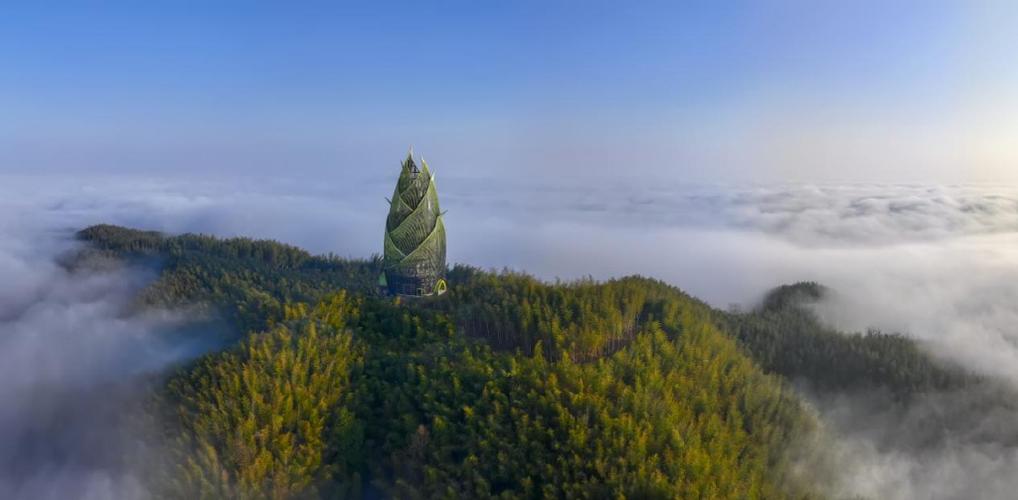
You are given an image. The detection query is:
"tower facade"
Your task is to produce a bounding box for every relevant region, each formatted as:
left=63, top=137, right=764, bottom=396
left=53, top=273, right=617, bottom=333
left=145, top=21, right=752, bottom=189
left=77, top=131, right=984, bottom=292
left=381, top=151, right=447, bottom=296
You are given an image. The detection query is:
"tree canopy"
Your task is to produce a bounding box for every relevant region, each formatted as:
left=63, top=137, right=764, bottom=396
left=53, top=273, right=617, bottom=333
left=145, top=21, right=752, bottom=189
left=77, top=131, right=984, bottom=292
left=76, top=225, right=981, bottom=499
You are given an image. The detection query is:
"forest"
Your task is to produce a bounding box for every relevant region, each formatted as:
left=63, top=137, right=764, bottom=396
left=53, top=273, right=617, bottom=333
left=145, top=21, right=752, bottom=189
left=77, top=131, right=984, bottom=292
left=74, top=225, right=988, bottom=499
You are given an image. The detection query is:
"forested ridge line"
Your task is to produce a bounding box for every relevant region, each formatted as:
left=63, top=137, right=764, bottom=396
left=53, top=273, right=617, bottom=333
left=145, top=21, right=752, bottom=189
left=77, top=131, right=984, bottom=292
left=77, top=224, right=381, bottom=334
left=715, top=281, right=977, bottom=400
left=77, top=224, right=981, bottom=405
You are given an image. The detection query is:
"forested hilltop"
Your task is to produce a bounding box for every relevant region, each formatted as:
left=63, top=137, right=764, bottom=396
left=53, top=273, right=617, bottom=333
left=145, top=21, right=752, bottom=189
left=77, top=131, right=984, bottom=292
left=75, top=225, right=983, bottom=499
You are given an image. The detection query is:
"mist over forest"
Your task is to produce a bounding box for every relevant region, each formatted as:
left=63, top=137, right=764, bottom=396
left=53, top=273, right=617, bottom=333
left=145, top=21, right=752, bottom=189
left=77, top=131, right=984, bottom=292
left=3, top=173, right=1018, bottom=498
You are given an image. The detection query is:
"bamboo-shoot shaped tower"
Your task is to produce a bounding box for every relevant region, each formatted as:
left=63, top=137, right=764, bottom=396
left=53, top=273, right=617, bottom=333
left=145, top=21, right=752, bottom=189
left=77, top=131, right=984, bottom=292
left=381, top=151, right=447, bottom=296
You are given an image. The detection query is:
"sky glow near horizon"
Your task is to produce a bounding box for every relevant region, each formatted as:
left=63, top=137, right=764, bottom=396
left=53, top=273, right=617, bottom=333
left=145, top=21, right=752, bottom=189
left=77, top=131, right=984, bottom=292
left=2, top=1, right=1017, bottom=183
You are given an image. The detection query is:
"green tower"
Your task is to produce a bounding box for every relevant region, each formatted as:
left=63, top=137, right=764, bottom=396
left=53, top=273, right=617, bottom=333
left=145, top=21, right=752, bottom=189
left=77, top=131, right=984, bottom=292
left=381, top=150, right=447, bottom=296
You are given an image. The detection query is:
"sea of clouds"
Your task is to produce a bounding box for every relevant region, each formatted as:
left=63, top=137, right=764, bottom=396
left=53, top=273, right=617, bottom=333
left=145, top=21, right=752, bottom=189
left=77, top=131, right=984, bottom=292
left=3, top=172, right=1018, bottom=499
left=0, top=178, right=218, bottom=499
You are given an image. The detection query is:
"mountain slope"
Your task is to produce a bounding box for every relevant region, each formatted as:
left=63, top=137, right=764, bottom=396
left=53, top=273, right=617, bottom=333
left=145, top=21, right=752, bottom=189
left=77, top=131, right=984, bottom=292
left=79, top=225, right=824, bottom=498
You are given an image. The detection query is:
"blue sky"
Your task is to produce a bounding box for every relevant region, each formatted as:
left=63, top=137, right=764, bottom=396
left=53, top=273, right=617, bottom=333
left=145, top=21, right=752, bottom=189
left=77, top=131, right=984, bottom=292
left=2, top=1, right=1016, bottom=183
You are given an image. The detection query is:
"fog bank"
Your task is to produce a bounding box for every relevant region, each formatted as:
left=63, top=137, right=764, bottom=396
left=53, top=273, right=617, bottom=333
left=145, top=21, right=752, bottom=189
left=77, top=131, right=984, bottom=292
left=0, top=203, right=216, bottom=499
